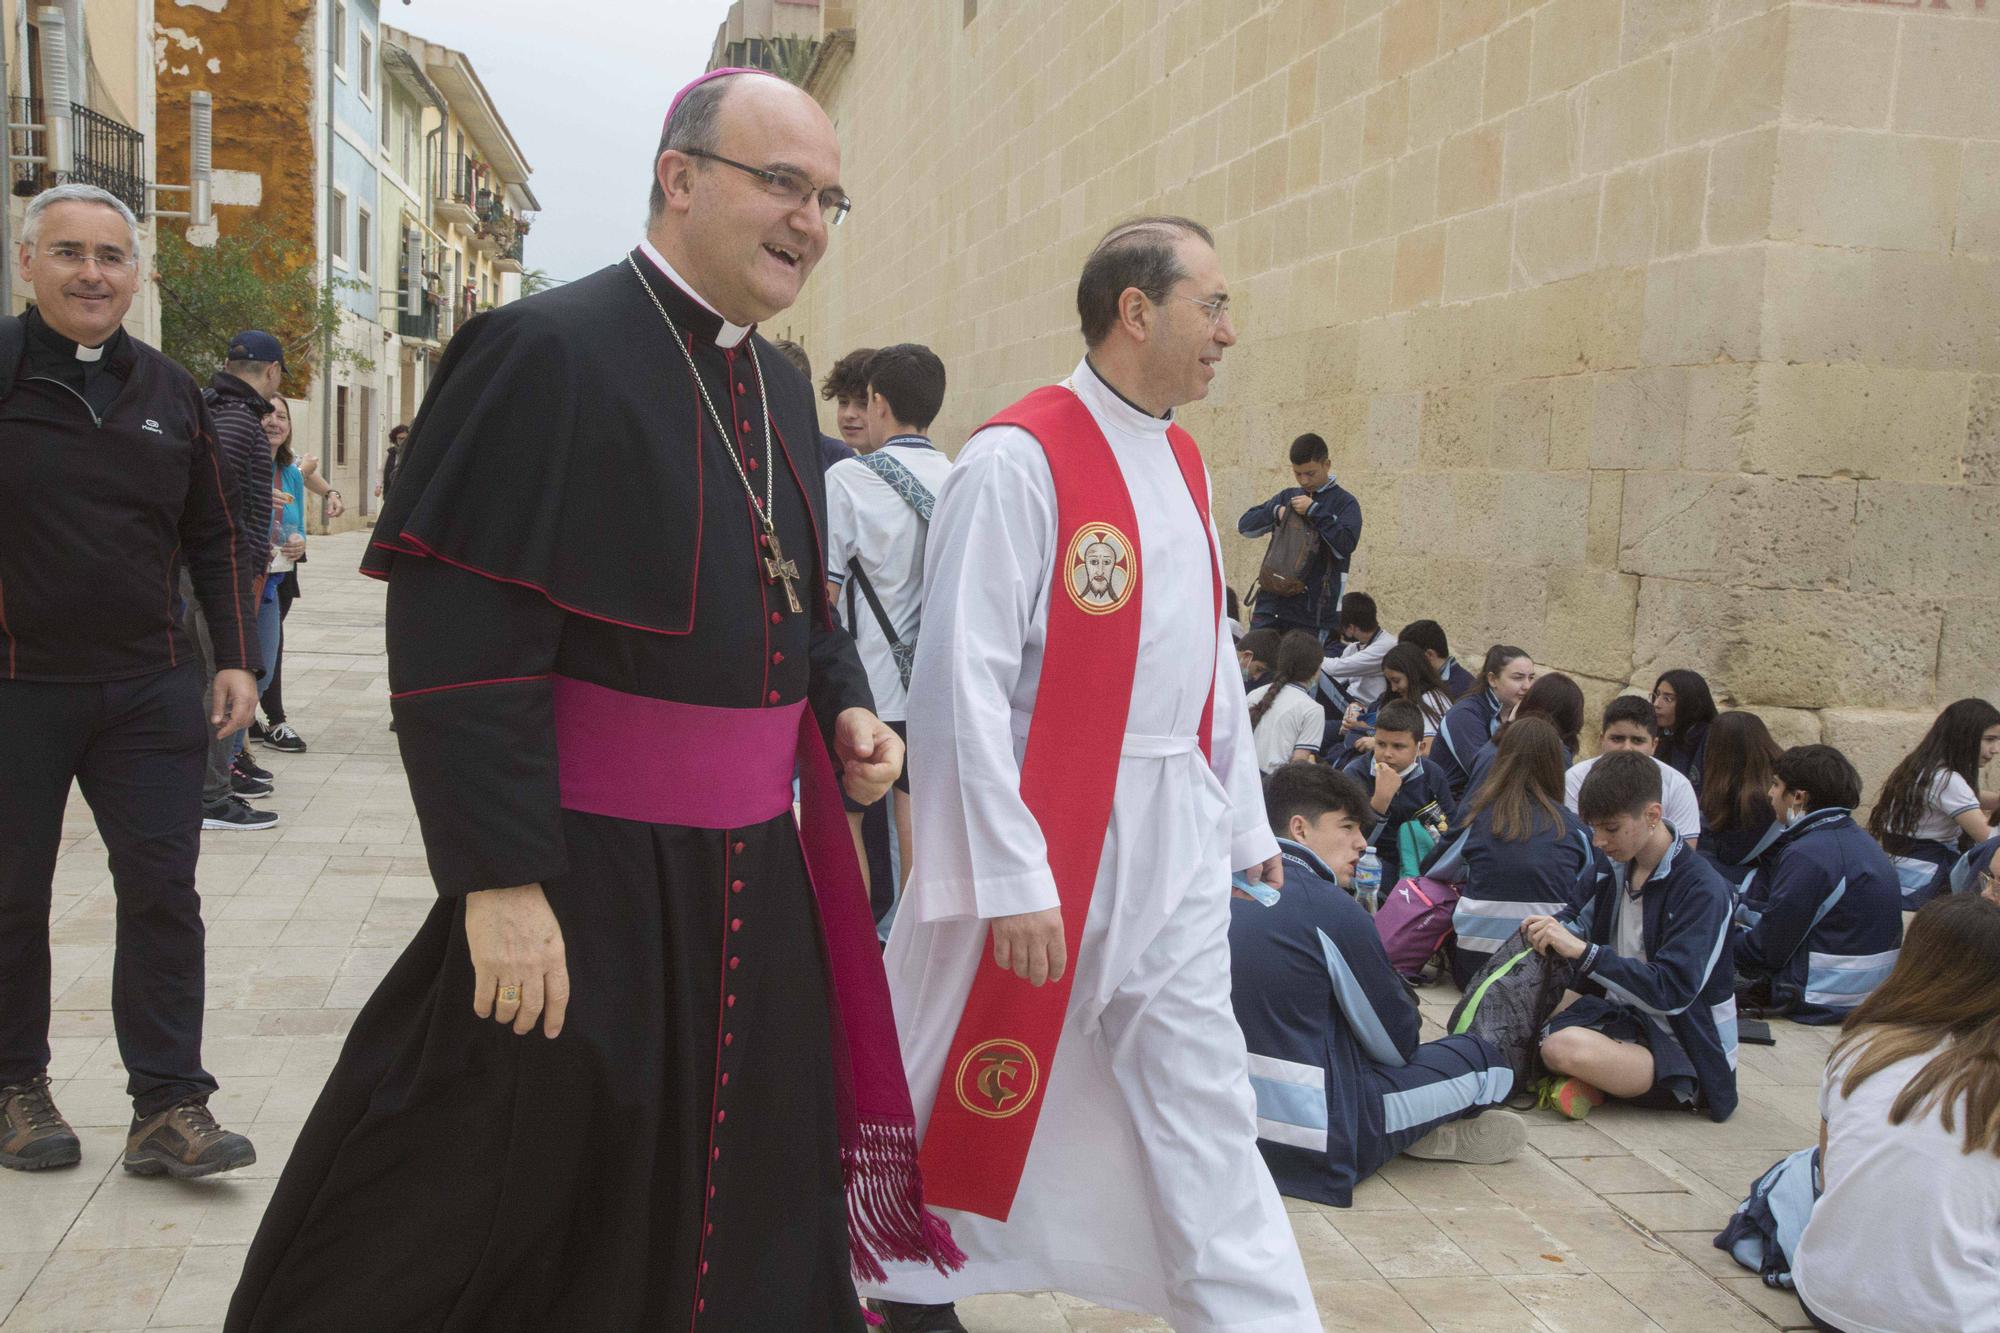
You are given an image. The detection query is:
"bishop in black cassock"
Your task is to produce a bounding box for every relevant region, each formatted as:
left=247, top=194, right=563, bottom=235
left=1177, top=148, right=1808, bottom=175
left=227, top=70, right=957, bottom=1331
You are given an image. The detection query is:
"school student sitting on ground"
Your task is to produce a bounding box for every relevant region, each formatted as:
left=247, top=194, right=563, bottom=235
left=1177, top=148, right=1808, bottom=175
left=1434, top=645, right=1536, bottom=804
left=1228, top=764, right=1522, bottom=1208
left=1524, top=752, right=1739, bottom=1122
left=1652, top=669, right=1718, bottom=795
left=1398, top=619, right=1476, bottom=700
left=1319, top=592, right=1396, bottom=713
left=1427, top=718, right=1598, bottom=987
left=1867, top=697, right=2000, bottom=908
left=1949, top=833, right=1998, bottom=902
left=1340, top=699, right=1457, bottom=885
left=1236, top=627, right=1281, bottom=693
left=1565, top=695, right=1702, bottom=851
left=1463, top=672, right=1585, bottom=803
left=1377, top=642, right=1455, bottom=753
left=1791, top=894, right=2000, bottom=1333
left=1695, top=711, right=1786, bottom=899
left=1734, top=745, right=1904, bottom=1026
left=1247, top=631, right=1332, bottom=773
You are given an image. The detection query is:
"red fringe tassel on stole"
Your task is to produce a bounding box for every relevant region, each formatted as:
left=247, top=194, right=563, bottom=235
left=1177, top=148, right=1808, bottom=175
left=844, top=1119, right=967, bottom=1284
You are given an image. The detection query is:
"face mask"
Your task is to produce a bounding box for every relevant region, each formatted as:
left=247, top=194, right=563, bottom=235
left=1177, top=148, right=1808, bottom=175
left=1780, top=804, right=1805, bottom=829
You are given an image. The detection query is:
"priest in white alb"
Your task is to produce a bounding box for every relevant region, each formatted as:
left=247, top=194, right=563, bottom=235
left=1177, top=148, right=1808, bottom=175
left=864, top=218, right=1320, bottom=1333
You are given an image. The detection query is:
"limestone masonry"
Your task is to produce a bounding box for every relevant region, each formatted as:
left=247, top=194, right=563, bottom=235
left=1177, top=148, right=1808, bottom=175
left=788, top=0, right=2000, bottom=799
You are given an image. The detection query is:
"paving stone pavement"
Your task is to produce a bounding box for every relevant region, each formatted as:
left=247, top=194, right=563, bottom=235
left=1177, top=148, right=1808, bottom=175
left=2, top=532, right=1827, bottom=1332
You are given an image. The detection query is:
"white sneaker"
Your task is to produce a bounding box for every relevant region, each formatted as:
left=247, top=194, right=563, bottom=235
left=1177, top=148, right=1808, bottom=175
left=1403, top=1109, right=1527, bottom=1165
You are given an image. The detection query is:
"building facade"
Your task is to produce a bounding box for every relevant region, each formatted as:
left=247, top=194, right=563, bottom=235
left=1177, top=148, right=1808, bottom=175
left=4, top=0, right=163, bottom=341
left=145, top=0, right=535, bottom=532
left=778, top=0, right=2000, bottom=792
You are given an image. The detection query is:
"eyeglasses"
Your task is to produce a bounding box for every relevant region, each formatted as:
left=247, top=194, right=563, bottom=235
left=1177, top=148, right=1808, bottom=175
left=682, top=149, right=851, bottom=227
left=1171, top=292, right=1232, bottom=327
left=37, top=244, right=135, bottom=274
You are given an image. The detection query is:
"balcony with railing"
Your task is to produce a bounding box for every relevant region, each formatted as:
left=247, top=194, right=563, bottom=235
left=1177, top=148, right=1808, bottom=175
left=7, top=96, right=150, bottom=219
left=433, top=153, right=481, bottom=230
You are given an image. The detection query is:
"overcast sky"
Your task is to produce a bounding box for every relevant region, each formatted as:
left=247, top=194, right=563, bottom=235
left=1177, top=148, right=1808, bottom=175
left=393, top=0, right=735, bottom=282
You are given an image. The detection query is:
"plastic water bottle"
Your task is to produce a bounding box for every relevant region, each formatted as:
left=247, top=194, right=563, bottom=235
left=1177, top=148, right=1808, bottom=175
left=1354, top=849, right=1382, bottom=911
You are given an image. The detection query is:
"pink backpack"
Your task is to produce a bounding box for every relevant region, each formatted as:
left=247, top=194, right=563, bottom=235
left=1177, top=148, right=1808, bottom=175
left=1374, top=875, right=1461, bottom=980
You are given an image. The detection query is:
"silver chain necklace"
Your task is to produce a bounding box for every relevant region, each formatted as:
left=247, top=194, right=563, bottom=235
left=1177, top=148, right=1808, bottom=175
left=627, top=255, right=801, bottom=612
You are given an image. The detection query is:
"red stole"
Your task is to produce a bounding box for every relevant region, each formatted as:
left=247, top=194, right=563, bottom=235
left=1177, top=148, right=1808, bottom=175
left=918, top=383, right=1222, bottom=1222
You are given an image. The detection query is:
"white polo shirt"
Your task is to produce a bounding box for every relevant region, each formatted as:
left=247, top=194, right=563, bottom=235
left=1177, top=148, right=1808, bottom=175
left=825, top=438, right=954, bottom=722
left=1565, top=753, right=1702, bottom=841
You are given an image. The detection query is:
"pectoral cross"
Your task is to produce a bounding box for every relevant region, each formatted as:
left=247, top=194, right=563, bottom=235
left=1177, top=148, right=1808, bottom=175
left=763, top=528, right=803, bottom=614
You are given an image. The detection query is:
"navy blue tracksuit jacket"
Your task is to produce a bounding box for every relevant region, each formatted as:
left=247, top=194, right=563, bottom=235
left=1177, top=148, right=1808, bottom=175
left=1734, top=809, right=1903, bottom=1025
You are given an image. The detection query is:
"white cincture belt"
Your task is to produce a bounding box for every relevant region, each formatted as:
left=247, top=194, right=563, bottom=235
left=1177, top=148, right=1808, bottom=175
left=1012, top=713, right=1198, bottom=758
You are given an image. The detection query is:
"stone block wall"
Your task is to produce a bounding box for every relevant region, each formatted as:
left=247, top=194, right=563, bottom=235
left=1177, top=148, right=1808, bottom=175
left=789, top=0, right=1999, bottom=796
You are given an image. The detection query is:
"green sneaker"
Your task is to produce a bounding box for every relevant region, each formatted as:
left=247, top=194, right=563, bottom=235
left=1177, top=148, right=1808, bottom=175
left=1534, top=1075, right=1606, bottom=1120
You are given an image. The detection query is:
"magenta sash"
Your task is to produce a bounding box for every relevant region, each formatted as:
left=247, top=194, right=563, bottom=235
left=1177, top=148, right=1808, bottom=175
left=549, top=674, right=963, bottom=1282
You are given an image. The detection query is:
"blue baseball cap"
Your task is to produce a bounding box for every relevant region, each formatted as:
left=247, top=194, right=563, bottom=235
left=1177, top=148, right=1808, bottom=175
left=227, top=329, right=286, bottom=369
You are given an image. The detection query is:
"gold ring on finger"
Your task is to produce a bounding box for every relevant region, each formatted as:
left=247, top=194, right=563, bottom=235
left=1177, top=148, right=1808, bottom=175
left=499, top=985, right=520, bottom=1004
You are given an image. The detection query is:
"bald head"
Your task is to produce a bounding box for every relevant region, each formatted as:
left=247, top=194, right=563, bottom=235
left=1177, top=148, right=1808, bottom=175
left=645, top=71, right=843, bottom=326
left=648, top=72, right=833, bottom=218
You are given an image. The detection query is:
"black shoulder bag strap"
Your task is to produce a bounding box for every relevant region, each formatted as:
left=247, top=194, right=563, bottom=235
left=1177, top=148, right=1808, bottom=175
left=0, top=315, right=25, bottom=401
left=847, top=557, right=915, bottom=691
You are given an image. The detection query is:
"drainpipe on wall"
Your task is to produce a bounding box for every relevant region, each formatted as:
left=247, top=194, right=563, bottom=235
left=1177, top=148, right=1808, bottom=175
left=319, top=0, right=336, bottom=530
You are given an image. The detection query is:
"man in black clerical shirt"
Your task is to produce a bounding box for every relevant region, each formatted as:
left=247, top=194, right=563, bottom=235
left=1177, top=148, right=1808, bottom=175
left=0, top=183, right=260, bottom=1180
left=231, top=69, right=954, bottom=1332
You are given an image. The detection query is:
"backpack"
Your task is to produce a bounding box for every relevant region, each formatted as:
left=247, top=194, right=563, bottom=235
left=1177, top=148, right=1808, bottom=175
left=1255, top=507, right=1318, bottom=597
left=1373, top=875, right=1461, bottom=980
left=1714, top=1147, right=1823, bottom=1290
left=1446, top=925, right=1575, bottom=1089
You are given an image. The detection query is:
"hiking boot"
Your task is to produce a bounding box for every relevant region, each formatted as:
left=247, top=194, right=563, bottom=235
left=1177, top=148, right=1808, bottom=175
left=1404, top=1109, right=1527, bottom=1165
left=867, top=1301, right=969, bottom=1333
left=1533, top=1076, right=1606, bottom=1120
left=0, top=1076, right=82, bottom=1171
left=202, top=796, right=279, bottom=831
left=123, top=1100, right=256, bottom=1179
left=233, top=752, right=273, bottom=783
left=260, top=722, right=307, bottom=753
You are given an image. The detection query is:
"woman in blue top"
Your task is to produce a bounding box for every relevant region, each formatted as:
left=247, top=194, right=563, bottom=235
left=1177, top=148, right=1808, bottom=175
left=256, top=396, right=309, bottom=750
left=1428, top=717, right=1596, bottom=987
left=1434, top=644, right=1533, bottom=803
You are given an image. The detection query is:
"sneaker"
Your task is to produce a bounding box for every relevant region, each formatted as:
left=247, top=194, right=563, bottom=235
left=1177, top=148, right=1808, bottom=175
left=229, top=770, right=274, bottom=799
left=1534, top=1076, right=1606, bottom=1120
left=202, top=797, right=279, bottom=831
left=0, top=1076, right=82, bottom=1171
left=246, top=719, right=268, bottom=742
left=1404, top=1109, right=1528, bottom=1165
left=260, top=722, right=307, bottom=753
left=867, top=1302, right=967, bottom=1333
left=123, top=1100, right=256, bottom=1179
left=233, top=752, right=273, bottom=783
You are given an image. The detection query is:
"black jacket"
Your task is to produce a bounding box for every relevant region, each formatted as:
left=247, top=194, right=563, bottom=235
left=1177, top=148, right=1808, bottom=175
left=204, top=370, right=276, bottom=587
left=0, top=308, right=258, bottom=681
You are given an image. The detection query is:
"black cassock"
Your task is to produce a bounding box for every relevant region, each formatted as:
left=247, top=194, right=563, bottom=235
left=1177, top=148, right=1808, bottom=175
left=226, top=252, right=874, bottom=1331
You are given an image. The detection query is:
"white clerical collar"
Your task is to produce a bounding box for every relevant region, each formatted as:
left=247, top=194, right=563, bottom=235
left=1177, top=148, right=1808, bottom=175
left=636, top=238, right=752, bottom=349
left=74, top=342, right=104, bottom=362
left=1068, top=356, right=1171, bottom=439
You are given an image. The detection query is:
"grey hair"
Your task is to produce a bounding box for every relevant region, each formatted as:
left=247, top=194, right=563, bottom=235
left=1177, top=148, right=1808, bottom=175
left=22, top=183, right=142, bottom=256
left=647, top=73, right=755, bottom=219
left=1075, top=215, right=1214, bottom=347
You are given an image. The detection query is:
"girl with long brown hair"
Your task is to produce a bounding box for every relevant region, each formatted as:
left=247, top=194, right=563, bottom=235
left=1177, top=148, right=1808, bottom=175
left=1245, top=630, right=1327, bottom=773
left=1695, top=710, right=1784, bottom=896
left=1869, top=698, right=2000, bottom=908
left=1424, top=717, right=1596, bottom=986
left=1791, top=893, right=2000, bottom=1332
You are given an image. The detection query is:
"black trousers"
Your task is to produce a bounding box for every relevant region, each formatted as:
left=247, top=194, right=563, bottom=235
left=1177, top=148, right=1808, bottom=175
left=262, top=572, right=298, bottom=726
left=0, top=662, right=218, bottom=1116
